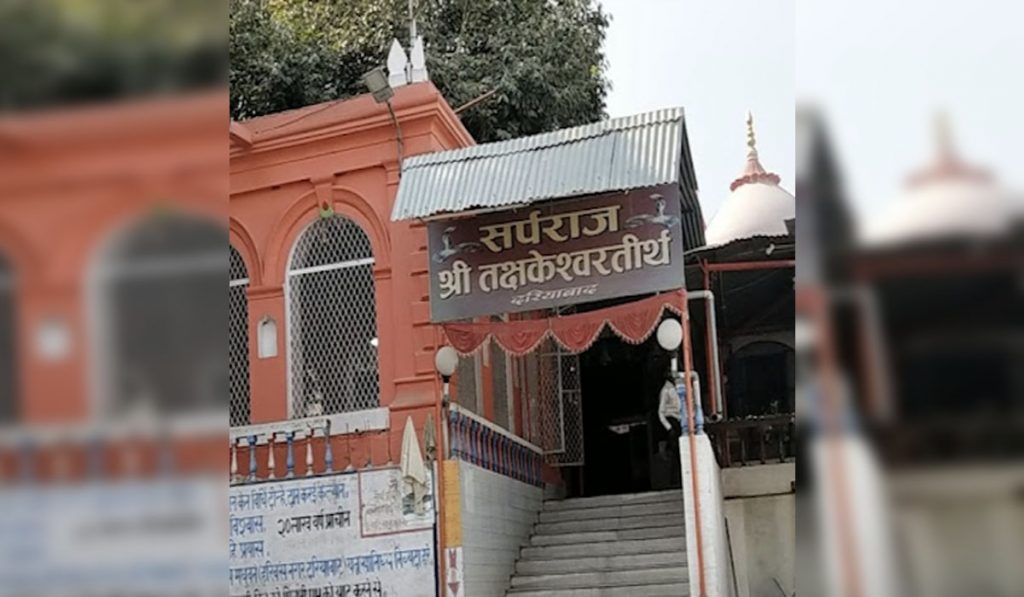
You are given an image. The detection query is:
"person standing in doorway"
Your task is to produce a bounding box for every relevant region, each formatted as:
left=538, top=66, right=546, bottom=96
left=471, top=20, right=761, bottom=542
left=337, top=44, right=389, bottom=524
left=658, top=374, right=683, bottom=485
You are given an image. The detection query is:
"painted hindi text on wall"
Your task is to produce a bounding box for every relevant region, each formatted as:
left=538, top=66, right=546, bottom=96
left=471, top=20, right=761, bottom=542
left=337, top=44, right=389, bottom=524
left=229, top=468, right=436, bottom=597
left=427, top=184, right=686, bottom=321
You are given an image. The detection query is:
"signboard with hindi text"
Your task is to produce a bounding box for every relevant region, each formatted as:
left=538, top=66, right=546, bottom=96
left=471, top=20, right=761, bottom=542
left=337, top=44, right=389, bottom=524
left=229, top=467, right=436, bottom=597
left=427, top=184, right=686, bottom=321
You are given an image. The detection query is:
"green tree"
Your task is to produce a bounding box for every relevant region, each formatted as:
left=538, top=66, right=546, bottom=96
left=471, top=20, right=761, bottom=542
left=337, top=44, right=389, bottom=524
left=0, top=0, right=225, bottom=112
left=229, top=0, right=611, bottom=142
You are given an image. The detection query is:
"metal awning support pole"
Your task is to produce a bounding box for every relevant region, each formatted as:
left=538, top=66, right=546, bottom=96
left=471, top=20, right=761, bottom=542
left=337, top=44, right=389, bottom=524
left=704, top=259, right=795, bottom=273
left=680, top=295, right=708, bottom=597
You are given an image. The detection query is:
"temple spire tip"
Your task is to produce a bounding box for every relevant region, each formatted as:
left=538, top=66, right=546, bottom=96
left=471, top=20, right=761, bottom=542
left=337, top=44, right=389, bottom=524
left=746, top=111, right=757, bottom=158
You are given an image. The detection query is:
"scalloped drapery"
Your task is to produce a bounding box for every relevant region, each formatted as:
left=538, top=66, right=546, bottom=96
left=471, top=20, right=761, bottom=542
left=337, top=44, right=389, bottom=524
left=442, top=290, right=686, bottom=356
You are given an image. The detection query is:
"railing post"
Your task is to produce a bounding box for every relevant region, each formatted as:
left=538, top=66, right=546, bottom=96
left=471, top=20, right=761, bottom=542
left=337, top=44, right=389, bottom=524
left=267, top=433, right=276, bottom=480
left=247, top=435, right=257, bottom=482
left=324, top=422, right=334, bottom=474
left=18, top=438, right=35, bottom=483
left=449, top=410, right=458, bottom=459
left=285, top=432, right=295, bottom=478
left=306, top=428, right=315, bottom=477
left=230, top=438, right=238, bottom=483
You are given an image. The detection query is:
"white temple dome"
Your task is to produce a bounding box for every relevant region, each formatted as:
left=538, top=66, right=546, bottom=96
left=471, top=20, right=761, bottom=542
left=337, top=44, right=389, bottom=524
left=861, top=115, right=1015, bottom=247
left=704, top=112, right=795, bottom=246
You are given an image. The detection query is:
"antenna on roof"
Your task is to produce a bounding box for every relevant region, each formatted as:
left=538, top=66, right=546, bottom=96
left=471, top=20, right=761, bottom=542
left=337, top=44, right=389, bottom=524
left=408, top=0, right=418, bottom=45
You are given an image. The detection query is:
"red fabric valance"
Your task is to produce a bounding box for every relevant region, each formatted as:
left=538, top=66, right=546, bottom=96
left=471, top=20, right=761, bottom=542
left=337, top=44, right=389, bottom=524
left=442, top=290, right=686, bottom=356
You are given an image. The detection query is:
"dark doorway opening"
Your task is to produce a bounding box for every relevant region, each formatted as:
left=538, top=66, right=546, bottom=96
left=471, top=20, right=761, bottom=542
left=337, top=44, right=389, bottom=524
left=725, top=341, right=795, bottom=418
left=571, top=332, right=679, bottom=498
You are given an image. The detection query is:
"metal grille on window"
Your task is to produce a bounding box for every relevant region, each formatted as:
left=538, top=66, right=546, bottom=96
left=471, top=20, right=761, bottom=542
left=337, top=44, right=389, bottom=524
left=522, top=353, right=541, bottom=445
left=490, top=340, right=510, bottom=430
left=537, top=337, right=585, bottom=467
left=454, top=354, right=480, bottom=414
left=229, top=246, right=251, bottom=427
left=0, top=253, right=16, bottom=423
left=93, top=214, right=227, bottom=417
left=287, top=216, right=379, bottom=417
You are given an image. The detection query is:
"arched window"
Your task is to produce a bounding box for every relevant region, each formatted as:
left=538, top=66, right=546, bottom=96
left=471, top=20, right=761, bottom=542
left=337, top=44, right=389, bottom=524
left=92, top=213, right=226, bottom=417
left=287, top=216, right=379, bottom=417
left=229, top=246, right=251, bottom=426
left=0, top=252, right=16, bottom=423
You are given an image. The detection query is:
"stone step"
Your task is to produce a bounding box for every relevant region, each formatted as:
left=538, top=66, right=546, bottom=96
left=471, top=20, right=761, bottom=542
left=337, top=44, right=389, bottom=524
left=539, top=498, right=682, bottom=523
left=543, top=490, right=680, bottom=512
left=516, top=551, right=685, bottom=576
left=521, top=536, right=685, bottom=560
left=534, top=513, right=683, bottom=536
left=510, top=566, right=687, bottom=591
left=530, top=524, right=684, bottom=546
left=506, top=583, right=688, bottom=597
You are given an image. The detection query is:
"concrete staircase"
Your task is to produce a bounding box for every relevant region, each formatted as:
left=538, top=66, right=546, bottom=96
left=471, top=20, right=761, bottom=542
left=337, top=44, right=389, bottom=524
left=506, top=490, right=688, bottom=596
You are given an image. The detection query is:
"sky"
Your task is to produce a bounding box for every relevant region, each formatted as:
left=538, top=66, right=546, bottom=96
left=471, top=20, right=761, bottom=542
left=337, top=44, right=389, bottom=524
left=601, top=0, right=795, bottom=224
left=796, top=0, right=1024, bottom=223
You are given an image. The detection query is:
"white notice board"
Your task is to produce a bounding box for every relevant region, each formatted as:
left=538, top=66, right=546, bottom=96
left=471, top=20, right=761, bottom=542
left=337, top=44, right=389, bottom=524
left=229, top=467, right=436, bottom=596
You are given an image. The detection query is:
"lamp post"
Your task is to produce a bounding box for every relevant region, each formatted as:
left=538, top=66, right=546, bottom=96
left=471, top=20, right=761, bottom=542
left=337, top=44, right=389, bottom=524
left=432, top=345, right=458, bottom=597
left=434, top=346, right=458, bottom=458
left=658, top=316, right=709, bottom=597
left=363, top=66, right=404, bottom=165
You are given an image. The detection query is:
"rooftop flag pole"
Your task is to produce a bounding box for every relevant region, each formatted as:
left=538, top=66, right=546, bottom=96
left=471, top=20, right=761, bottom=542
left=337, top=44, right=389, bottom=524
left=409, top=0, right=418, bottom=45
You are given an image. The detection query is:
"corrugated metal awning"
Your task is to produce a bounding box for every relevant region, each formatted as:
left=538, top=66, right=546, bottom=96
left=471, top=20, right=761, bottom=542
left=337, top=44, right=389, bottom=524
left=391, top=108, right=701, bottom=233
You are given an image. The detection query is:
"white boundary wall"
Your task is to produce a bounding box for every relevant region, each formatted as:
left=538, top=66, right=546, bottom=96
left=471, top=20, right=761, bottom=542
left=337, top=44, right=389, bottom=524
left=458, top=460, right=544, bottom=596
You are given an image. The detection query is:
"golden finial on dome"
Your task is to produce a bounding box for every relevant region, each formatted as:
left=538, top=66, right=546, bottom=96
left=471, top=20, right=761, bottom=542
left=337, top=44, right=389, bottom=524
left=730, top=110, right=781, bottom=191
left=746, top=110, right=758, bottom=158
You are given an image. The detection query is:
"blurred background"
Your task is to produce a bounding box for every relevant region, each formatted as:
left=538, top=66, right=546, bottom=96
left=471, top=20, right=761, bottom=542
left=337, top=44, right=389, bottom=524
left=796, top=1, right=1023, bottom=595
left=0, top=1, right=227, bottom=594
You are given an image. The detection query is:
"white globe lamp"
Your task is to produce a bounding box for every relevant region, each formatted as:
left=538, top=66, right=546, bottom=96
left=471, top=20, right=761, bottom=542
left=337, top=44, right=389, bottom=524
left=656, top=318, right=683, bottom=351
left=434, top=346, right=459, bottom=380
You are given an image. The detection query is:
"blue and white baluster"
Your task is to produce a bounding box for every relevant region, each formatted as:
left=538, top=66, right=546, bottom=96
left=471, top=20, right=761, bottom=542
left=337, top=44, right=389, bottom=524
left=247, top=435, right=258, bottom=482
left=323, top=421, right=334, bottom=474
left=285, top=431, right=295, bottom=479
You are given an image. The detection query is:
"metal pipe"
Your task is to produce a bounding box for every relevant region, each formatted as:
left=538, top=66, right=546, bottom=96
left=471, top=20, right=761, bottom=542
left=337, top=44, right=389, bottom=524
left=687, top=290, right=723, bottom=420
left=431, top=327, right=448, bottom=597
left=701, top=263, right=718, bottom=417
left=680, top=305, right=708, bottom=597
left=704, top=259, right=795, bottom=273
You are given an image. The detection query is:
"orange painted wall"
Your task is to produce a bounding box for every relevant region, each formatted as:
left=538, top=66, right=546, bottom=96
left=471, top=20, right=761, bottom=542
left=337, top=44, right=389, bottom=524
left=229, top=83, right=474, bottom=468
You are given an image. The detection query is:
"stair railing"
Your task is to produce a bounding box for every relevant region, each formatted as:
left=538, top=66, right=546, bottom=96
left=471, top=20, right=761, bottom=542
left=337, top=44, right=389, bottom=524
left=448, top=403, right=544, bottom=487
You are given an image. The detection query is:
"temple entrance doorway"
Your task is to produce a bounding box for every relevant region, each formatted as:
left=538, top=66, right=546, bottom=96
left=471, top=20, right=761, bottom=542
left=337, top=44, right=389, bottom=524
left=564, top=331, right=678, bottom=498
